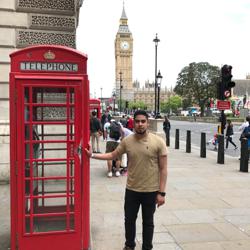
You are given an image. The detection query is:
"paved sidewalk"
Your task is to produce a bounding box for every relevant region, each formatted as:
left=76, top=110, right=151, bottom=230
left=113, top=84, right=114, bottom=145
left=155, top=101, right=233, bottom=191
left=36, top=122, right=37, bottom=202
left=0, top=184, right=10, bottom=250
left=90, top=137, right=250, bottom=250
left=1, top=136, right=250, bottom=250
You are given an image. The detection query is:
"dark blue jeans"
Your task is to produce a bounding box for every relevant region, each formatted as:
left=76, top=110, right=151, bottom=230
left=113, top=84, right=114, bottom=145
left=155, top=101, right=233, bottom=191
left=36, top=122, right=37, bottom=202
left=124, top=189, right=157, bottom=250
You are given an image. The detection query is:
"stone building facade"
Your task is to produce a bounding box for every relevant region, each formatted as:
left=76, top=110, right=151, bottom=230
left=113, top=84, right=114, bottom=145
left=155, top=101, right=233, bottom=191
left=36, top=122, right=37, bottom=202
left=134, top=85, right=174, bottom=112
left=0, top=0, right=83, bottom=181
left=233, top=75, right=250, bottom=96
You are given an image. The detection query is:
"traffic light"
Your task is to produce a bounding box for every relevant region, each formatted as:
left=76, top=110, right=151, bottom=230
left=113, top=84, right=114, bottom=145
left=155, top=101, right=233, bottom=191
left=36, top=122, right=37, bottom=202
left=217, top=80, right=225, bottom=100
left=125, top=101, right=129, bottom=108
left=221, top=64, right=235, bottom=99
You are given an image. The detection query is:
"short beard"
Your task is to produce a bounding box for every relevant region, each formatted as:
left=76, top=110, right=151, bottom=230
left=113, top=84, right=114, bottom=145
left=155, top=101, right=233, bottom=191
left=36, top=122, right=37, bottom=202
left=135, top=129, right=146, bottom=135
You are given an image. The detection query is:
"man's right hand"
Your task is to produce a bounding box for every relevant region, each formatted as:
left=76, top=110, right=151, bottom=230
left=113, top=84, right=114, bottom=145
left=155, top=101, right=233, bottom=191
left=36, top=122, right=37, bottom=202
left=85, top=143, right=92, bottom=158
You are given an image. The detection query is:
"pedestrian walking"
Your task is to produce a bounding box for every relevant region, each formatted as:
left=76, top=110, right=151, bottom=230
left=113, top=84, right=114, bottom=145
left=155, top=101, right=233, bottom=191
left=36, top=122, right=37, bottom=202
left=101, top=111, right=111, bottom=140
left=239, top=116, right=250, bottom=137
left=241, top=120, right=250, bottom=148
left=90, top=111, right=102, bottom=153
left=207, top=133, right=218, bottom=150
left=225, top=119, right=238, bottom=150
left=120, top=114, right=128, bottom=128
left=163, top=115, right=171, bottom=145
left=103, top=119, right=122, bottom=177
left=126, top=115, right=134, bottom=131
left=85, top=110, right=168, bottom=250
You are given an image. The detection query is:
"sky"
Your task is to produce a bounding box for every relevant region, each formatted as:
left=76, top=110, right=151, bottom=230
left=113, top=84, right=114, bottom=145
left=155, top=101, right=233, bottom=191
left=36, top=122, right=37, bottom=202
left=76, top=0, right=250, bottom=98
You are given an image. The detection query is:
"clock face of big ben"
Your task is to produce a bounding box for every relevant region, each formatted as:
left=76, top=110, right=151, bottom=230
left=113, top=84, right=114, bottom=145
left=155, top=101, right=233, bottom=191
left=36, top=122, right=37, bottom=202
left=120, top=41, right=129, bottom=50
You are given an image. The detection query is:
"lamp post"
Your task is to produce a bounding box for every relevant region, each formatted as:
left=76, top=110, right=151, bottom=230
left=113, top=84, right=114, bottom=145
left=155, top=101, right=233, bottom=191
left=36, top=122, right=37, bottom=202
left=113, top=92, right=116, bottom=115
left=153, top=33, right=160, bottom=118
left=119, top=71, right=123, bottom=113
left=100, top=87, right=103, bottom=111
left=156, top=70, right=163, bottom=118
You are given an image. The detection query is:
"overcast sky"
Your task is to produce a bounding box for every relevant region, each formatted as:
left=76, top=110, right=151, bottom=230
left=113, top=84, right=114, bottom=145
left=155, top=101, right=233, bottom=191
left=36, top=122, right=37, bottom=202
left=76, top=0, right=250, bottom=98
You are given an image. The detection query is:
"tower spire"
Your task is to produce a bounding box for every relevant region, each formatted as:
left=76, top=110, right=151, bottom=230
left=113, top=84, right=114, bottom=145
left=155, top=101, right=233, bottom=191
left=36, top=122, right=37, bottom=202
left=121, top=1, right=127, bottom=20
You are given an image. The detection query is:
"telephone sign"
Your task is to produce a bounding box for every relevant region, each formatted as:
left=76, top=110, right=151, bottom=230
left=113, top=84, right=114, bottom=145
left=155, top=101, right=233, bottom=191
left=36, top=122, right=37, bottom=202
left=20, top=62, right=78, bottom=72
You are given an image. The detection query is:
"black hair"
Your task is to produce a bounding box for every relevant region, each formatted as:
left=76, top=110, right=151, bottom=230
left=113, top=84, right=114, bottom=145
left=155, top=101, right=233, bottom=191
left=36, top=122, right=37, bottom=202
left=92, top=111, right=97, bottom=116
left=133, top=110, right=149, bottom=120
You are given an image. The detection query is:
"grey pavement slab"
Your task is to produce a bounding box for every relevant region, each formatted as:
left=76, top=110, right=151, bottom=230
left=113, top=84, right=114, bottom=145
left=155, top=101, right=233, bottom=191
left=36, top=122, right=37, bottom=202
left=0, top=184, right=10, bottom=250
left=90, top=137, right=250, bottom=249
left=1, top=135, right=250, bottom=249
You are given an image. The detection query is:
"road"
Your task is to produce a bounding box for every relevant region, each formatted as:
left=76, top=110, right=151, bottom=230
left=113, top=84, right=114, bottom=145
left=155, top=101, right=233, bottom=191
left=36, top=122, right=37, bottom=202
left=169, top=120, right=242, bottom=158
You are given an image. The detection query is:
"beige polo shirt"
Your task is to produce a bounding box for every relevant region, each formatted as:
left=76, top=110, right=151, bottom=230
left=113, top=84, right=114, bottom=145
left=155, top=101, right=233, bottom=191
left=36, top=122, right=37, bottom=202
left=116, top=132, right=167, bottom=192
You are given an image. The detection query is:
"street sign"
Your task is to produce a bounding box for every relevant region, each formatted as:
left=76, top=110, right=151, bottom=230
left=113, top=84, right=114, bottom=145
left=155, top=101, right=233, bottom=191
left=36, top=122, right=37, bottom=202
left=217, top=100, right=231, bottom=110
left=224, top=90, right=231, bottom=98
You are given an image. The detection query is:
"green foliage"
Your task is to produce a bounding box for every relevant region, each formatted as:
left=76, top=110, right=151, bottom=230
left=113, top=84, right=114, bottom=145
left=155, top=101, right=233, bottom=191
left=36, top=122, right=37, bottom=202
left=174, top=62, right=220, bottom=116
left=182, top=98, right=192, bottom=109
left=128, top=101, right=147, bottom=110
left=117, top=99, right=126, bottom=110
left=161, top=95, right=182, bottom=113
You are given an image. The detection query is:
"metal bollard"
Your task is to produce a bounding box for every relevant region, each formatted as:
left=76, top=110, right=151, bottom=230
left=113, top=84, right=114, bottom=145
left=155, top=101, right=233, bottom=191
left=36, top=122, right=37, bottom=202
left=175, top=129, right=179, bottom=149
left=240, top=138, right=249, bottom=172
left=186, top=130, right=191, bottom=153
left=217, top=134, right=224, bottom=164
left=166, top=129, right=170, bottom=147
left=200, top=132, right=206, bottom=158
left=218, top=125, right=220, bottom=134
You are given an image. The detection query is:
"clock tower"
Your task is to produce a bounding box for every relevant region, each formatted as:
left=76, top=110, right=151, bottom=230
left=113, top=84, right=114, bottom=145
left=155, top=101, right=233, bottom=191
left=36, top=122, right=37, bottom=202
left=115, top=4, right=133, bottom=101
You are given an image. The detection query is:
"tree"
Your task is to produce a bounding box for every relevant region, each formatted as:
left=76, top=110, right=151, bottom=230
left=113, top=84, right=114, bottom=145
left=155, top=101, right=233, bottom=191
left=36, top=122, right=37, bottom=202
left=174, top=62, right=220, bottom=116
left=161, top=95, right=182, bottom=114
left=128, top=101, right=147, bottom=111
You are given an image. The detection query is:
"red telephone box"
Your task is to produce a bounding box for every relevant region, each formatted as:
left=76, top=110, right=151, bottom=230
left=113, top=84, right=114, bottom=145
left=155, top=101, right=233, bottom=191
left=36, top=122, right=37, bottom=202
left=9, top=45, right=91, bottom=250
left=89, top=98, right=101, bottom=119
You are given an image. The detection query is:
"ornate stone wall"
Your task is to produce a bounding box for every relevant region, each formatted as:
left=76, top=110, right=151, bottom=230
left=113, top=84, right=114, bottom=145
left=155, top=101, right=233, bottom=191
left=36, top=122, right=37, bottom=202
left=30, top=14, right=76, bottom=31
left=17, top=0, right=75, bottom=13
left=14, top=0, right=80, bottom=48
left=0, top=0, right=83, bottom=181
left=17, top=29, right=75, bottom=48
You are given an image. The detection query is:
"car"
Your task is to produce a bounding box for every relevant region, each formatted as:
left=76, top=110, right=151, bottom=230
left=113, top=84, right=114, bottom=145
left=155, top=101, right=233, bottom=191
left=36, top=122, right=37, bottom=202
left=186, top=107, right=201, bottom=116
left=192, top=110, right=201, bottom=116
left=210, top=108, right=220, bottom=115
left=181, top=110, right=189, bottom=116
left=224, top=109, right=233, bottom=115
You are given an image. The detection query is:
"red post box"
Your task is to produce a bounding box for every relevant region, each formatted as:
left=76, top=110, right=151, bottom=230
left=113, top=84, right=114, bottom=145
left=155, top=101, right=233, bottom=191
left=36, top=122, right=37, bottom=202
left=9, top=45, right=90, bottom=250
left=89, top=98, right=101, bottom=119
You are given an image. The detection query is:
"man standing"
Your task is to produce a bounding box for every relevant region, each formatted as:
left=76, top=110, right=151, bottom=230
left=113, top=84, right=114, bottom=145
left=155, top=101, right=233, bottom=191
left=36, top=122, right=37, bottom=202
left=89, top=111, right=101, bottom=153
left=163, top=115, right=171, bottom=146
left=85, top=110, right=168, bottom=250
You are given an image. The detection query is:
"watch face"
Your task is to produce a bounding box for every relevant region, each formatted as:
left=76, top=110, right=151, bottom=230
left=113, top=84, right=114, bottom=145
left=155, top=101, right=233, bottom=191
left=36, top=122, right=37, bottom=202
left=120, top=41, right=129, bottom=50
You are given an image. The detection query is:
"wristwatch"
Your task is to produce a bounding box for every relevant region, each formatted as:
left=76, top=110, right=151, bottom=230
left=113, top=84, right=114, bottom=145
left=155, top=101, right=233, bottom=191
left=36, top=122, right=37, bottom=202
left=157, top=191, right=166, bottom=197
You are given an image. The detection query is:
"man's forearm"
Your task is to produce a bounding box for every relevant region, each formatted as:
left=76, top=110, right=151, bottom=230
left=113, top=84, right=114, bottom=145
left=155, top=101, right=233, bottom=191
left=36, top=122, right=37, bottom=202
left=159, top=156, right=168, bottom=192
left=92, top=152, right=114, bottom=160
left=159, top=168, right=167, bottom=192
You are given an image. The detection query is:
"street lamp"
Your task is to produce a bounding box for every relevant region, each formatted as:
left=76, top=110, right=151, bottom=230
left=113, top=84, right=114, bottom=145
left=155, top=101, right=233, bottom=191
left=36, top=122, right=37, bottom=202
left=156, top=70, right=163, bottom=118
left=113, top=92, right=116, bottom=115
left=153, top=33, right=160, bottom=118
left=119, top=71, right=123, bottom=113
left=100, top=87, right=103, bottom=111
